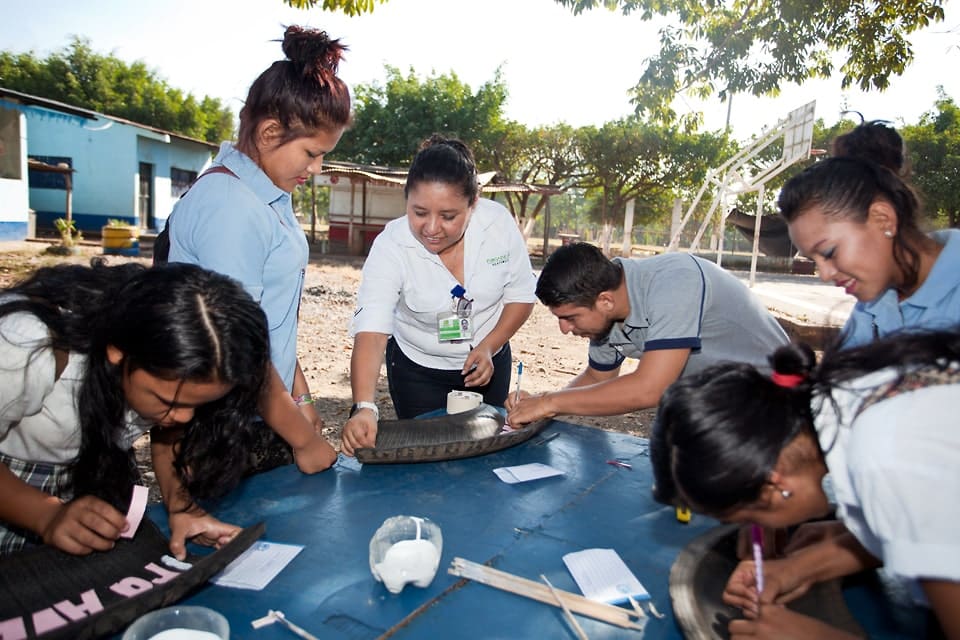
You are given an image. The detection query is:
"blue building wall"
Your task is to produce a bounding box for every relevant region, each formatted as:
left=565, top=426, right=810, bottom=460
left=25, top=111, right=214, bottom=234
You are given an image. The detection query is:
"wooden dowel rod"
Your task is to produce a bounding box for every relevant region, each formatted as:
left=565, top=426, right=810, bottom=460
left=448, top=557, right=644, bottom=631
left=542, top=574, right=590, bottom=640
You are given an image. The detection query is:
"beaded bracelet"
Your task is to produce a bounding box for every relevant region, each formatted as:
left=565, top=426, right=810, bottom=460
left=294, top=393, right=314, bottom=406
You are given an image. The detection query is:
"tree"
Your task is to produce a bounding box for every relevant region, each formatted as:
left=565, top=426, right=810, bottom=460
left=333, top=66, right=510, bottom=168
left=0, top=38, right=234, bottom=143
left=903, top=89, right=960, bottom=228
left=554, top=0, right=946, bottom=126
left=487, top=123, right=586, bottom=236
left=577, top=118, right=730, bottom=234
left=283, top=0, right=385, bottom=13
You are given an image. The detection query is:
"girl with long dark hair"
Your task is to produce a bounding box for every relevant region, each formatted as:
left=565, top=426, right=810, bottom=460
left=651, top=330, right=960, bottom=637
left=0, top=260, right=270, bottom=559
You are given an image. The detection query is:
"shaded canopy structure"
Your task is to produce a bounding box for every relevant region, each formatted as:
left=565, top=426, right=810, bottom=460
left=317, top=160, right=563, bottom=256
left=726, top=207, right=795, bottom=258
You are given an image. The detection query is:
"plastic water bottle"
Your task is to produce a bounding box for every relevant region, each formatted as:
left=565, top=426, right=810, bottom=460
left=369, top=516, right=443, bottom=594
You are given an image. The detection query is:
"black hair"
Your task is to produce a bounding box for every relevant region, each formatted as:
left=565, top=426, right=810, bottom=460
left=237, top=25, right=352, bottom=156
left=651, top=328, right=960, bottom=518
left=404, top=134, right=479, bottom=204
left=832, top=120, right=908, bottom=176
left=1, top=260, right=270, bottom=511
left=777, top=157, right=926, bottom=292
left=535, top=242, right=622, bottom=308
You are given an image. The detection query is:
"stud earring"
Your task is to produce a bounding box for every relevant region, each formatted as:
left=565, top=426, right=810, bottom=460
left=884, top=230, right=894, bottom=238
left=780, top=489, right=792, bottom=499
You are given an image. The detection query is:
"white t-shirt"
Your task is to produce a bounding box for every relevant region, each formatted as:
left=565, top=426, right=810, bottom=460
left=350, top=198, right=536, bottom=370
left=0, top=311, right=148, bottom=464
left=813, top=365, right=960, bottom=604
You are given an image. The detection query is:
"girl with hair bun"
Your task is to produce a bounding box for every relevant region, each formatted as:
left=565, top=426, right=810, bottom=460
left=651, top=330, right=960, bottom=638
left=0, top=260, right=271, bottom=560
left=167, top=26, right=350, bottom=474
left=779, top=154, right=960, bottom=349
left=831, top=119, right=909, bottom=177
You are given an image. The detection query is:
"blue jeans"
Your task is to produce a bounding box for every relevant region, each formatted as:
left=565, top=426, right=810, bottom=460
left=385, top=338, right=513, bottom=419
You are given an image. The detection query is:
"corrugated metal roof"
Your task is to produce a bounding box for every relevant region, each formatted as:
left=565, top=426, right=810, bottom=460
left=0, top=87, right=218, bottom=150
left=320, top=160, right=564, bottom=195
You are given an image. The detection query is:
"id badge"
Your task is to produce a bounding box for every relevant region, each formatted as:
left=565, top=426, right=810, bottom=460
left=437, top=311, right=473, bottom=342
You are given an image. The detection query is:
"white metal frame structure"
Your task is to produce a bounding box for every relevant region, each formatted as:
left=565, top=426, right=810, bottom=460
left=667, top=101, right=816, bottom=284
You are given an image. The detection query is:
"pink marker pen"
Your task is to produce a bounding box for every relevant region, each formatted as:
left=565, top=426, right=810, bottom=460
left=751, top=523, right=764, bottom=594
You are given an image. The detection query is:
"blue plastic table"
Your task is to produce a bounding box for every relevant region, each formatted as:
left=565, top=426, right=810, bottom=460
left=148, top=420, right=919, bottom=639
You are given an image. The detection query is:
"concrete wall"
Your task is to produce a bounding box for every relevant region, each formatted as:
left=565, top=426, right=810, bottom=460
left=324, top=178, right=405, bottom=229
left=0, top=107, right=28, bottom=240
left=26, top=112, right=213, bottom=233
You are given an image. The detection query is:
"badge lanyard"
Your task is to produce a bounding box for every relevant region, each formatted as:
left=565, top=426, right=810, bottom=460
left=437, top=284, right=474, bottom=343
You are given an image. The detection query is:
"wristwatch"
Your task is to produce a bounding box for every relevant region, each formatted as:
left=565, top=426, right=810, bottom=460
left=349, top=401, right=380, bottom=421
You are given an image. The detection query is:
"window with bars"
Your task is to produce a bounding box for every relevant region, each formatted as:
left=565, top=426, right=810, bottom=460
left=171, top=167, right=198, bottom=198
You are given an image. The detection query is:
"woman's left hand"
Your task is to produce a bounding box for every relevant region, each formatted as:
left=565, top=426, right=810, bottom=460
left=167, top=509, right=241, bottom=561
left=462, top=344, right=494, bottom=387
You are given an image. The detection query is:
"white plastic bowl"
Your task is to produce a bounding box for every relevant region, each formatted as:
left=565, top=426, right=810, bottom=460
left=121, top=605, right=229, bottom=640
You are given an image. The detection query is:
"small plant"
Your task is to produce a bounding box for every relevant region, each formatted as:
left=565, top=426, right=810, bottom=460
left=45, top=218, right=84, bottom=256
left=106, top=218, right=132, bottom=227
left=53, top=218, right=83, bottom=247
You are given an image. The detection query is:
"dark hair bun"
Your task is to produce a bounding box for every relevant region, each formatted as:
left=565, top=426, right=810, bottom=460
left=282, top=25, right=347, bottom=80
left=769, top=342, right=816, bottom=377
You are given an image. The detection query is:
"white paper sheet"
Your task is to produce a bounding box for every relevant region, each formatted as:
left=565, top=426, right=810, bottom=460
left=562, top=548, right=650, bottom=604
left=212, top=540, right=304, bottom=590
left=492, top=462, right=565, bottom=484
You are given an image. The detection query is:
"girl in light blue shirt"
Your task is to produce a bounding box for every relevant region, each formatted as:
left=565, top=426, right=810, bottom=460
left=168, top=26, right=350, bottom=474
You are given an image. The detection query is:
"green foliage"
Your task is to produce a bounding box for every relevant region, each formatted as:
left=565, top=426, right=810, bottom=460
left=485, top=123, right=586, bottom=226
left=283, top=0, right=385, bottom=13
left=292, top=181, right=330, bottom=223
left=0, top=37, right=234, bottom=143
left=576, top=117, right=732, bottom=226
left=334, top=66, right=509, bottom=168
left=53, top=218, right=82, bottom=246
left=554, top=0, right=946, bottom=125
left=903, top=89, right=960, bottom=228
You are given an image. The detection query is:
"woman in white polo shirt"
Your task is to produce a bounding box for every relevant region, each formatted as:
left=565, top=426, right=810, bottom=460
left=340, top=135, right=536, bottom=456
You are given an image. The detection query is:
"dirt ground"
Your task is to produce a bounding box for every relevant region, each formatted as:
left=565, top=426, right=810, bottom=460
left=0, top=241, right=655, bottom=501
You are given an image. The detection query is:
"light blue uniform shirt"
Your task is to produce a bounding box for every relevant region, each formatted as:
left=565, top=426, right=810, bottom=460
left=167, top=143, right=308, bottom=390
left=841, top=229, right=960, bottom=349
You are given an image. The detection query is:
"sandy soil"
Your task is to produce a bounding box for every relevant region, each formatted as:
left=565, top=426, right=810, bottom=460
left=0, top=241, right=655, bottom=502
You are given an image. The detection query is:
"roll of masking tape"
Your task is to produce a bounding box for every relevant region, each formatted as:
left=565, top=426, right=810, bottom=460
left=447, top=390, right=482, bottom=414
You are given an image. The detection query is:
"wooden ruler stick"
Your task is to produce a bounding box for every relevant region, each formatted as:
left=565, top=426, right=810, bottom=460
left=448, top=557, right=645, bottom=631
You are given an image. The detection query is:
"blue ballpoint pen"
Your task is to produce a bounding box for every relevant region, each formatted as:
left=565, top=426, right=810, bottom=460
left=514, top=361, right=524, bottom=404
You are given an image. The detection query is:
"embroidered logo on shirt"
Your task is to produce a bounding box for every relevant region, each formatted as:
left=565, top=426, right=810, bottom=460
left=486, top=254, right=509, bottom=266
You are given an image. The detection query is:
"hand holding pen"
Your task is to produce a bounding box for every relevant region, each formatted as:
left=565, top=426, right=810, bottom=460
left=513, top=361, right=524, bottom=404
left=751, top=523, right=765, bottom=595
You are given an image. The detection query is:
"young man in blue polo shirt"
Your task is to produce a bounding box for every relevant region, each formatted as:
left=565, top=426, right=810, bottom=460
left=505, top=242, right=789, bottom=425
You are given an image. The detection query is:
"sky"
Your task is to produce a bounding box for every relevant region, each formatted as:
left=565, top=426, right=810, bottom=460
left=2, top=0, right=960, bottom=142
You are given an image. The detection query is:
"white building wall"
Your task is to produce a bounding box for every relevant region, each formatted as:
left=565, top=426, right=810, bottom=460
left=324, top=179, right=405, bottom=227
left=0, top=108, right=28, bottom=239
left=153, top=141, right=214, bottom=228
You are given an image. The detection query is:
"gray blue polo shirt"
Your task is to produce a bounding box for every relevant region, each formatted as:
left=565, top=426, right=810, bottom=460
left=588, top=253, right=788, bottom=377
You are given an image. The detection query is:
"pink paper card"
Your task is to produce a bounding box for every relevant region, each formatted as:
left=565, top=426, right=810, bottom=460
left=121, top=485, right=148, bottom=539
